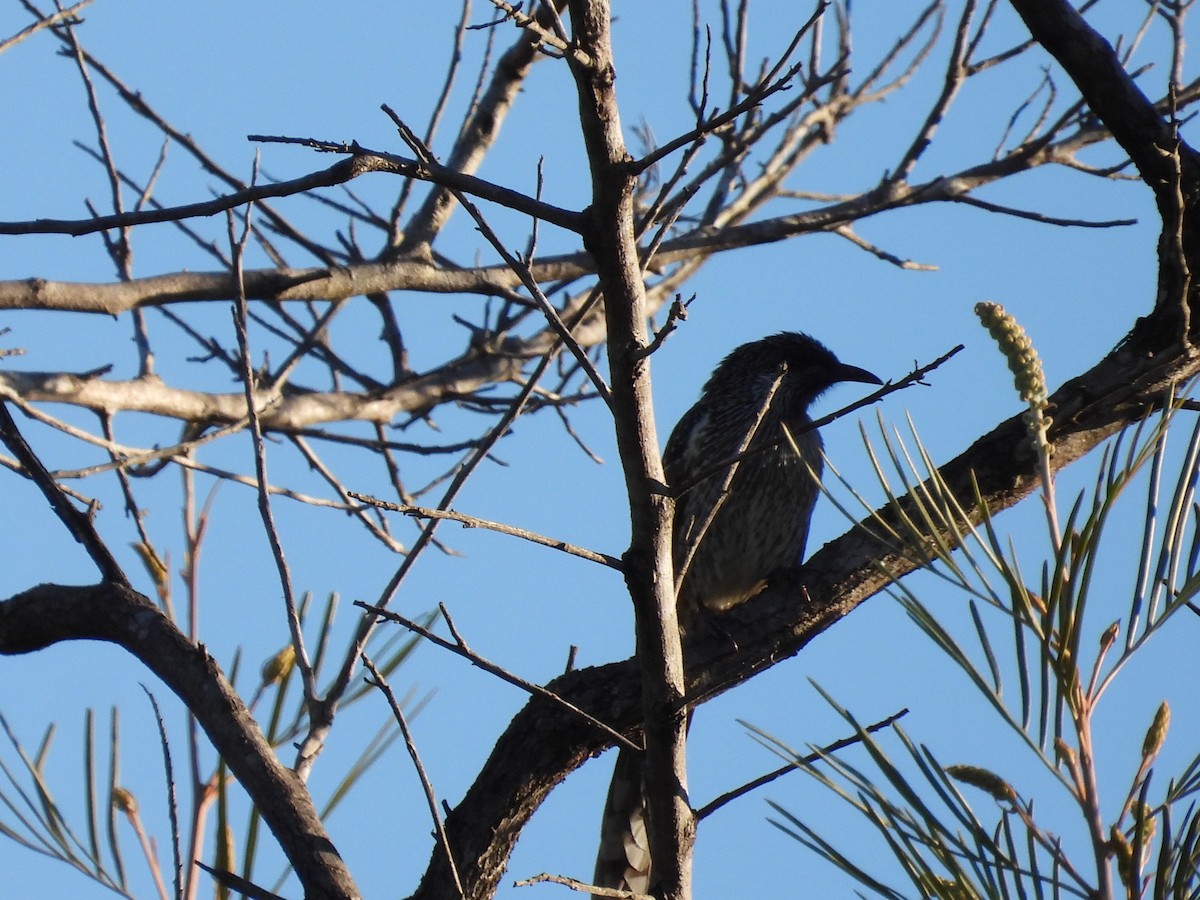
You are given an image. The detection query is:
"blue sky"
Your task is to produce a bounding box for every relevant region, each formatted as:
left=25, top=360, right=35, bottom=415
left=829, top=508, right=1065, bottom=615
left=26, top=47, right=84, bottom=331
left=1, top=2, right=1198, bottom=898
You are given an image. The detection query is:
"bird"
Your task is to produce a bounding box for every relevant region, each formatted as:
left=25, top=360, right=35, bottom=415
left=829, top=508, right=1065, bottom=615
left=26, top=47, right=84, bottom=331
left=593, top=331, right=882, bottom=895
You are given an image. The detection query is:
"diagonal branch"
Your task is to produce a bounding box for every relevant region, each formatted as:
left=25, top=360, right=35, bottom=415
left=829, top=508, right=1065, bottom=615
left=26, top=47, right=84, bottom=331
left=1006, top=0, right=1200, bottom=200
left=0, top=0, right=92, bottom=54
left=8, top=101, right=1197, bottom=318
left=0, top=401, right=127, bottom=584
left=349, top=493, right=623, bottom=569
left=0, top=582, right=360, bottom=900
left=398, top=0, right=571, bottom=249
left=0, top=147, right=585, bottom=238
left=362, top=655, right=464, bottom=899
left=694, top=708, right=909, bottom=822
left=357, top=602, right=640, bottom=754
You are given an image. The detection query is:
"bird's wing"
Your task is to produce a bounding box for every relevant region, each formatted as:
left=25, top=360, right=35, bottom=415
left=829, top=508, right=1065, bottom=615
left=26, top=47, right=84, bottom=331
left=662, top=403, right=711, bottom=567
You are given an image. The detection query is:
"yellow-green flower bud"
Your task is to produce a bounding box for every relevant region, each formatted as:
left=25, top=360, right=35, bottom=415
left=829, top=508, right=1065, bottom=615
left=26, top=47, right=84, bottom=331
left=1141, top=701, right=1170, bottom=762
left=261, top=645, right=296, bottom=685
left=1134, top=802, right=1157, bottom=849
left=946, top=764, right=1017, bottom=803
left=112, top=786, right=137, bottom=814
left=1111, top=826, right=1134, bottom=885
left=1099, top=621, right=1120, bottom=651
left=131, top=542, right=168, bottom=590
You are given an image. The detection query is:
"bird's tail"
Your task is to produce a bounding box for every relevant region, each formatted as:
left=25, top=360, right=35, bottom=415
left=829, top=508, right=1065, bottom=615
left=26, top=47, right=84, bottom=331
left=593, top=746, right=652, bottom=896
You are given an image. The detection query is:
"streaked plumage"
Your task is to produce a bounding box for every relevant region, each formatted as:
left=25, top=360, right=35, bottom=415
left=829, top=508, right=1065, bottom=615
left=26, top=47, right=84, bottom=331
left=594, top=331, right=882, bottom=895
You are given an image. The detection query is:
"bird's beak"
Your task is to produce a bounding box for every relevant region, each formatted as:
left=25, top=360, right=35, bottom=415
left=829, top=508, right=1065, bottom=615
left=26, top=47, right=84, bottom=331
left=834, top=363, right=883, bottom=387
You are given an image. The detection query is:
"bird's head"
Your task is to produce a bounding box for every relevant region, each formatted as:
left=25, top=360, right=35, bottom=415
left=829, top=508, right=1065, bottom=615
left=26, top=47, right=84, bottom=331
left=705, top=331, right=882, bottom=411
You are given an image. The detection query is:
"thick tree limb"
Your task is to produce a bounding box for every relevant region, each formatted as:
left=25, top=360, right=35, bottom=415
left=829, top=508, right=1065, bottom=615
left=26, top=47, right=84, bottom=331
left=1007, top=0, right=1200, bottom=327
left=0, top=582, right=360, bottom=900
left=566, top=0, right=694, bottom=896
left=1006, top=0, right=1200, bottom=199
left=0, top=355, right=525, bottom=428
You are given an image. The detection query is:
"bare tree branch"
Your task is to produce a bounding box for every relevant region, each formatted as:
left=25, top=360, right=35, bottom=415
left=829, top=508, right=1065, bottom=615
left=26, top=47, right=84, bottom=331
left=350, top=492, right=623, bottom=568
left=0, top=147, right=584, bottom=238
left=694, top=708, right=909, bottom=821
left=357, top=602, right=640, bottom=754
left=0, top=401, right=127, bottom=584
left=362, top=655, right=464, bottom=899
left=0, top=582, right=360, bottom=900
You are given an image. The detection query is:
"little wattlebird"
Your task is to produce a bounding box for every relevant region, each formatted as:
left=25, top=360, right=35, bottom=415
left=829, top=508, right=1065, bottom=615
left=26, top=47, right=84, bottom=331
left=593, top=331, right=882, bottom=896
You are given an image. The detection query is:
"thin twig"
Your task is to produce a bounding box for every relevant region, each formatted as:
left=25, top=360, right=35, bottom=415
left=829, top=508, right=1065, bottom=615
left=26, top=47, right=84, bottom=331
left=628, top=57, right=807, bottom=175
left=553, top=400, right=606, bottom=464
left=951, top=194, right=1136, bottom=228
left=227, top=175, right=320, bottom=774
left=806, top=344, right=964, bottom=431
left=0, top=400, right=127, bottom=584
left=423, top=0, right=473, bottom=155
left=322, top=317, right=593, bottom=720
left=832, top=225, right=940, bottom=270
left=361, top=655, right=464, bottom=899
left=637, top=294, right=692, bottom=359
left=99, top=413, right=157, bottom=567
left=670, top=346, right=963, bottom=504
left=384, top=108, right=613, bottom=409
left=63, top=14, right=133, bottom=282
left=355, top=602, right=641, bottom=753
left=513, top=871, right=652, bottom=898
left=1, top=0, right=92, bottom=54
left=475, top=0, right=581, bottom=63
left=694, top=708, right=908, bottom=821
left=886, top=0, right=971, bottom=185
left=292, top=441, right=406, bottom=553
left=349, top=492, right=622, bottom=569
left=0, top=145, right=584, bottom=237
